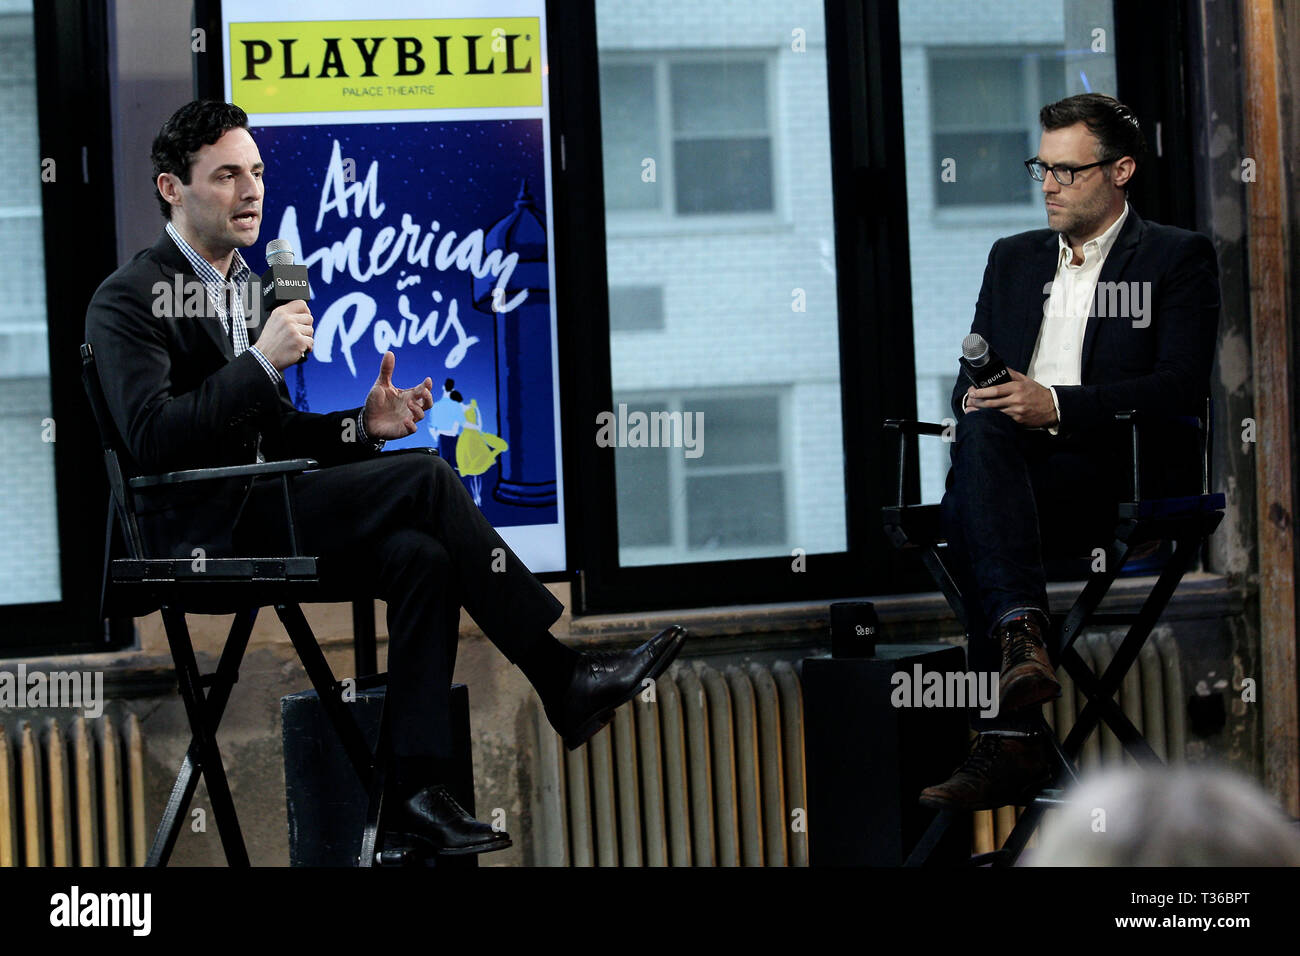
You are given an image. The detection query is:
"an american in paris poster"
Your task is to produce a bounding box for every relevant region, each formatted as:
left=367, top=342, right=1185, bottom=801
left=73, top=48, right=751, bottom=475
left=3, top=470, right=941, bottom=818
left=221, top=0, right=566, bottom=571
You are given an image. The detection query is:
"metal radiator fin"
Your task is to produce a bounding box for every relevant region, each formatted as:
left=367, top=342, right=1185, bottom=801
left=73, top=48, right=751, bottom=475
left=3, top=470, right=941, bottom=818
left=540, top=658, right=807, bottom=867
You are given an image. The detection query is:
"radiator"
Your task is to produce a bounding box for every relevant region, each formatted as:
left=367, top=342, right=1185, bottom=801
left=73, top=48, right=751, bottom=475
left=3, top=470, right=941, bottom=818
left=0, top=713, right=147, bottom=867
left=980, top=629, right=1188, bottom=853
left=533, top=631, right=1187, bottom=865
left=536, top=658, right=808, bottom=867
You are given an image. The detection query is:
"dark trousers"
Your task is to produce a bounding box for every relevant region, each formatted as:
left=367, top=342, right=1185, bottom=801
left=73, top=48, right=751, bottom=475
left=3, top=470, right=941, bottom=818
left=233, top=452, right=563, bottom=758
left=940, top=409, right=1123, bottom=726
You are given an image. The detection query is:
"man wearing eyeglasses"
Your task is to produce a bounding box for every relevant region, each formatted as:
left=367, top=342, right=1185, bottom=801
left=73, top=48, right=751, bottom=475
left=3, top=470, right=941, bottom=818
left=921, top=93, right=1220, bottom=810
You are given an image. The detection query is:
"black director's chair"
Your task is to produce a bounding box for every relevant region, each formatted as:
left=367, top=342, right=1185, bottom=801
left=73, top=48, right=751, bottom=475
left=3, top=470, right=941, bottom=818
left=81, top=343, right=430, bottom=867
left=882, top=403, right=1224, bottom=867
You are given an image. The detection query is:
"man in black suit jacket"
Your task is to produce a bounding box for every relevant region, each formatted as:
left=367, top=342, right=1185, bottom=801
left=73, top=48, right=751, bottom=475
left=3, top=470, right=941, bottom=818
left=919, top=94, right=1219, bottom=811
left=85, top=100, right=686, bottom=856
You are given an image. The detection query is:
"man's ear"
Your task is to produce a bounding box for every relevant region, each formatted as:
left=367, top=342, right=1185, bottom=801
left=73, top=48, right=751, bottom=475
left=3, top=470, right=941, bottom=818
left=156, top=172, right=183, bottom=211
left=1110, top=155, right=1136, bottom=189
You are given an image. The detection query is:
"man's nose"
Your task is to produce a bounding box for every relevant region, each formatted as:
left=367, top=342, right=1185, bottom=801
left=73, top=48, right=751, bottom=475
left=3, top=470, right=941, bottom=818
left=1041, top=173, right=1060, bottom=196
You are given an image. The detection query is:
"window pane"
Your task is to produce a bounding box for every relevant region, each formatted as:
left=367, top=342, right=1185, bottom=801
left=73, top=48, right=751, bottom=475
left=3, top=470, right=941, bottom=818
left=0, top=2, right=60, bottom=605
left=614, top=401, right=673, bottom=547
left=1038, top=54, right=1067, bottom=109
left=608, top=285, right=665, bottom=332
left=687, top=471, right=785, bottom=548
left=673, top=137, right=773, bottom=213
left=597, top=0, right=848, bottom=568
left=933, top=130, right=1033, bottom=205
left=599, top=63, right=661, bottom=211
left=930, top=56, right=1023, bottom=129
left=686, top=395, right=780, bottom=469
left=900, top=0, right=1118, bottom=503
left=670, top=61, right=767, bottom=134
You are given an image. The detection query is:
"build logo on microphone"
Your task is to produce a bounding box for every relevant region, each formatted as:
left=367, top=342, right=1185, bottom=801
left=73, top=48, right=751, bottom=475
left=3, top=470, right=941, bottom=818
left=228, top=18, right=541, bottom=113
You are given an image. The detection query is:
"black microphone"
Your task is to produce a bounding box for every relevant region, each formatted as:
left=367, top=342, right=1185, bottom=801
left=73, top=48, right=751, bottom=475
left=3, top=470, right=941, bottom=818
left=259, top=239, right=312, bottom=363
left=959, top=333, right=1013, bottom=389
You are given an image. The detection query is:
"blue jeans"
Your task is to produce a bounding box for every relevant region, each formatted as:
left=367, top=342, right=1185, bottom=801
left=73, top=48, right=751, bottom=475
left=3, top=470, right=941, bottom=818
left=941, top=409, right=1121, bottom=729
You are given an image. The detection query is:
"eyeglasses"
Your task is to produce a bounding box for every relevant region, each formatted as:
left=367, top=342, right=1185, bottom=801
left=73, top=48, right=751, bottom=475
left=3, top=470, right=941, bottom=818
left=1024, top=157, right=1116, bottom=186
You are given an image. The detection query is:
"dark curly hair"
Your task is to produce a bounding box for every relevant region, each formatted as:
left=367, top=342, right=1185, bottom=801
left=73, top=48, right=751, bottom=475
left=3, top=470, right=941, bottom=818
left=151, top=100, right=250, bottom=219
left=1039, top=93, right=1146, bottom=191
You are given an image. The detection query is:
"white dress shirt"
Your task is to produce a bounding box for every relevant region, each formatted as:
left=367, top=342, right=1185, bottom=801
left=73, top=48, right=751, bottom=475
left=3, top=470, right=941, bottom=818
left=963, top=202, right=1130, bottom=432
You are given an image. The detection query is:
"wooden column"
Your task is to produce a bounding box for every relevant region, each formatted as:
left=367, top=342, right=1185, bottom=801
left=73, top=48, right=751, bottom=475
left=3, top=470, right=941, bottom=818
left=1242, top=0, right=1298, bottom=815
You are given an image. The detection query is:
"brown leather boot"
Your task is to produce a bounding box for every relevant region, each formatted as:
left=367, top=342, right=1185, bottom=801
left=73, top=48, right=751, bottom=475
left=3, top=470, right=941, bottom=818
left=919, top=731, right=1052, bottom=811
left=998, top=615, right=1060, bottom=712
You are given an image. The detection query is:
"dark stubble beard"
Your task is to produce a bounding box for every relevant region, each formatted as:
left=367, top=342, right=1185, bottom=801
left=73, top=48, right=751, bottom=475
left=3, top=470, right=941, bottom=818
left=1054, top=171, right=1117, bottom=246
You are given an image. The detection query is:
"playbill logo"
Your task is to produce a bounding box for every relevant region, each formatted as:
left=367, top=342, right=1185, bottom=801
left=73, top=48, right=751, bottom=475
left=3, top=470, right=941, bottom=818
left=0, top=664, right=103, bottom=719
left=890, top=665, right=999, bottom=719
left=50, top=886, right=151, bottom=936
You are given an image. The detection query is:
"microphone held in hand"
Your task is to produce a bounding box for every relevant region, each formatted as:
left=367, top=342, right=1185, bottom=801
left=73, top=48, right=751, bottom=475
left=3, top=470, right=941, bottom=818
left=959, top=333, right=1013, bottom=390
left=259, top=239, right=312, bottom=363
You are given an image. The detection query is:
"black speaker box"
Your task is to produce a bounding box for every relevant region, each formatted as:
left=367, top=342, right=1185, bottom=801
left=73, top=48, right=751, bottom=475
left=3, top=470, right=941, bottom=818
left=282, top=682, right=475, bottom=867
left=803, top=644, right=973, bottom=865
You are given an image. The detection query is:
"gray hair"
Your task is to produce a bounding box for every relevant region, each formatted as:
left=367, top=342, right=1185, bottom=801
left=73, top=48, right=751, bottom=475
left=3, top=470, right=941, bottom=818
left=1027, top=765, right=1300, bottom=866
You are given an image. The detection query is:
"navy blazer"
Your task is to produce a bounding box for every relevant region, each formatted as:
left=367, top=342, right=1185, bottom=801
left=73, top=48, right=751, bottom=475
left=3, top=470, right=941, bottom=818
left=85, top=229, right=381, bottom=560
left=950, top=207, right=1220, bottom=441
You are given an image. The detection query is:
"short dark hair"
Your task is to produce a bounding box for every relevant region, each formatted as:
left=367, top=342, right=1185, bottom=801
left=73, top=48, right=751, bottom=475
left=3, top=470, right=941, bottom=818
left=151, top=100, right=250, bottom=219
left=1039, top=93, right=1146, bottom=189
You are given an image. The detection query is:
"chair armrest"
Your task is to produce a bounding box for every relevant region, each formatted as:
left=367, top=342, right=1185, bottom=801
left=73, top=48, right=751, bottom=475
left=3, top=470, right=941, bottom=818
left=1112, top=410, right=1141, bottom=501
left=882, top=419, right=952, bottom=507
left=129, top=458, right=319, bottom=490
left=883, top=419, right=950, bottom=437
left=377, top=447, right=439, bottom=458
left=1114, top=408, right=1213, bottom=502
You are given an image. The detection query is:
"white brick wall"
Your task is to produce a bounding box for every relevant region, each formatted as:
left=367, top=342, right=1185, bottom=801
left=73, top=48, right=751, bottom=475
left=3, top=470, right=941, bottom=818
left=0, top=8, right=60, bottom=604
left=0, top=381, right=60, bottom=604
left=599, top=0, right=845, bottom=557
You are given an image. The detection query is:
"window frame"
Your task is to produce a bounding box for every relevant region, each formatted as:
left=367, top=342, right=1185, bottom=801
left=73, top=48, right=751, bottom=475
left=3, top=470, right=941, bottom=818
left=551, top=0, right=930, bottom=614
left=599, top=47, right=785, bottom=236
left=0, top=0, right=132, bottom=655
left=555, top=0, right=1200, bottom=616
left=611, top=386, right=792, bottom=566
left=927, top=44, right=1065, bottom=214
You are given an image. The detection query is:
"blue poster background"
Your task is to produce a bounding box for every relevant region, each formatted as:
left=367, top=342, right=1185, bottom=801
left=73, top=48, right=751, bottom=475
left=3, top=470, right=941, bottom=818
left=249, top=119, right=557, bottom=530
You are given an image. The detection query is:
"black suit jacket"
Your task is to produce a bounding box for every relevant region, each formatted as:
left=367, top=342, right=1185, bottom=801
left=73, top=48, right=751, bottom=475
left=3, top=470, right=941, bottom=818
left=85, top=230, right=382, bottom=561
left=951, top=206, right=1220, bottom=491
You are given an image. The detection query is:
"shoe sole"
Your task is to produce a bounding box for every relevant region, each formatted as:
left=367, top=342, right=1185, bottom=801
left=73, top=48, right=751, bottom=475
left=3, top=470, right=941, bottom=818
left=562, top=628, right=688, bottom=751
left=385, top=830, right=513, bottom=858
left=1001, top=673, right=1062, bottom=713
left=917, top=772, right=1053, bottom=812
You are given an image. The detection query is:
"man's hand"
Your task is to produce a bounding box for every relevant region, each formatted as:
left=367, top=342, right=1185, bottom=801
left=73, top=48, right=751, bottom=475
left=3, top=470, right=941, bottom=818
left=255, top=300, right=314, bottom=371
left=363, top=351, right=434, bottom=439
left=965, top=368, right=1058, bottom=428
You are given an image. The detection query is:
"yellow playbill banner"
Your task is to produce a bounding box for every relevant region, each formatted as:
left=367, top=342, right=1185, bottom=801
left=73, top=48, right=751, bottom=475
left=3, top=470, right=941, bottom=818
left=228, top=18, right=542, bottom=112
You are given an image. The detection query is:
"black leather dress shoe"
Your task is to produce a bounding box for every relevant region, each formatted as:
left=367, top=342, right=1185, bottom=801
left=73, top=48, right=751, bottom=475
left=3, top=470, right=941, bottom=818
left=386, top=784, right=511, bottom=857
left=545, top=625, right=688, bottom=750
